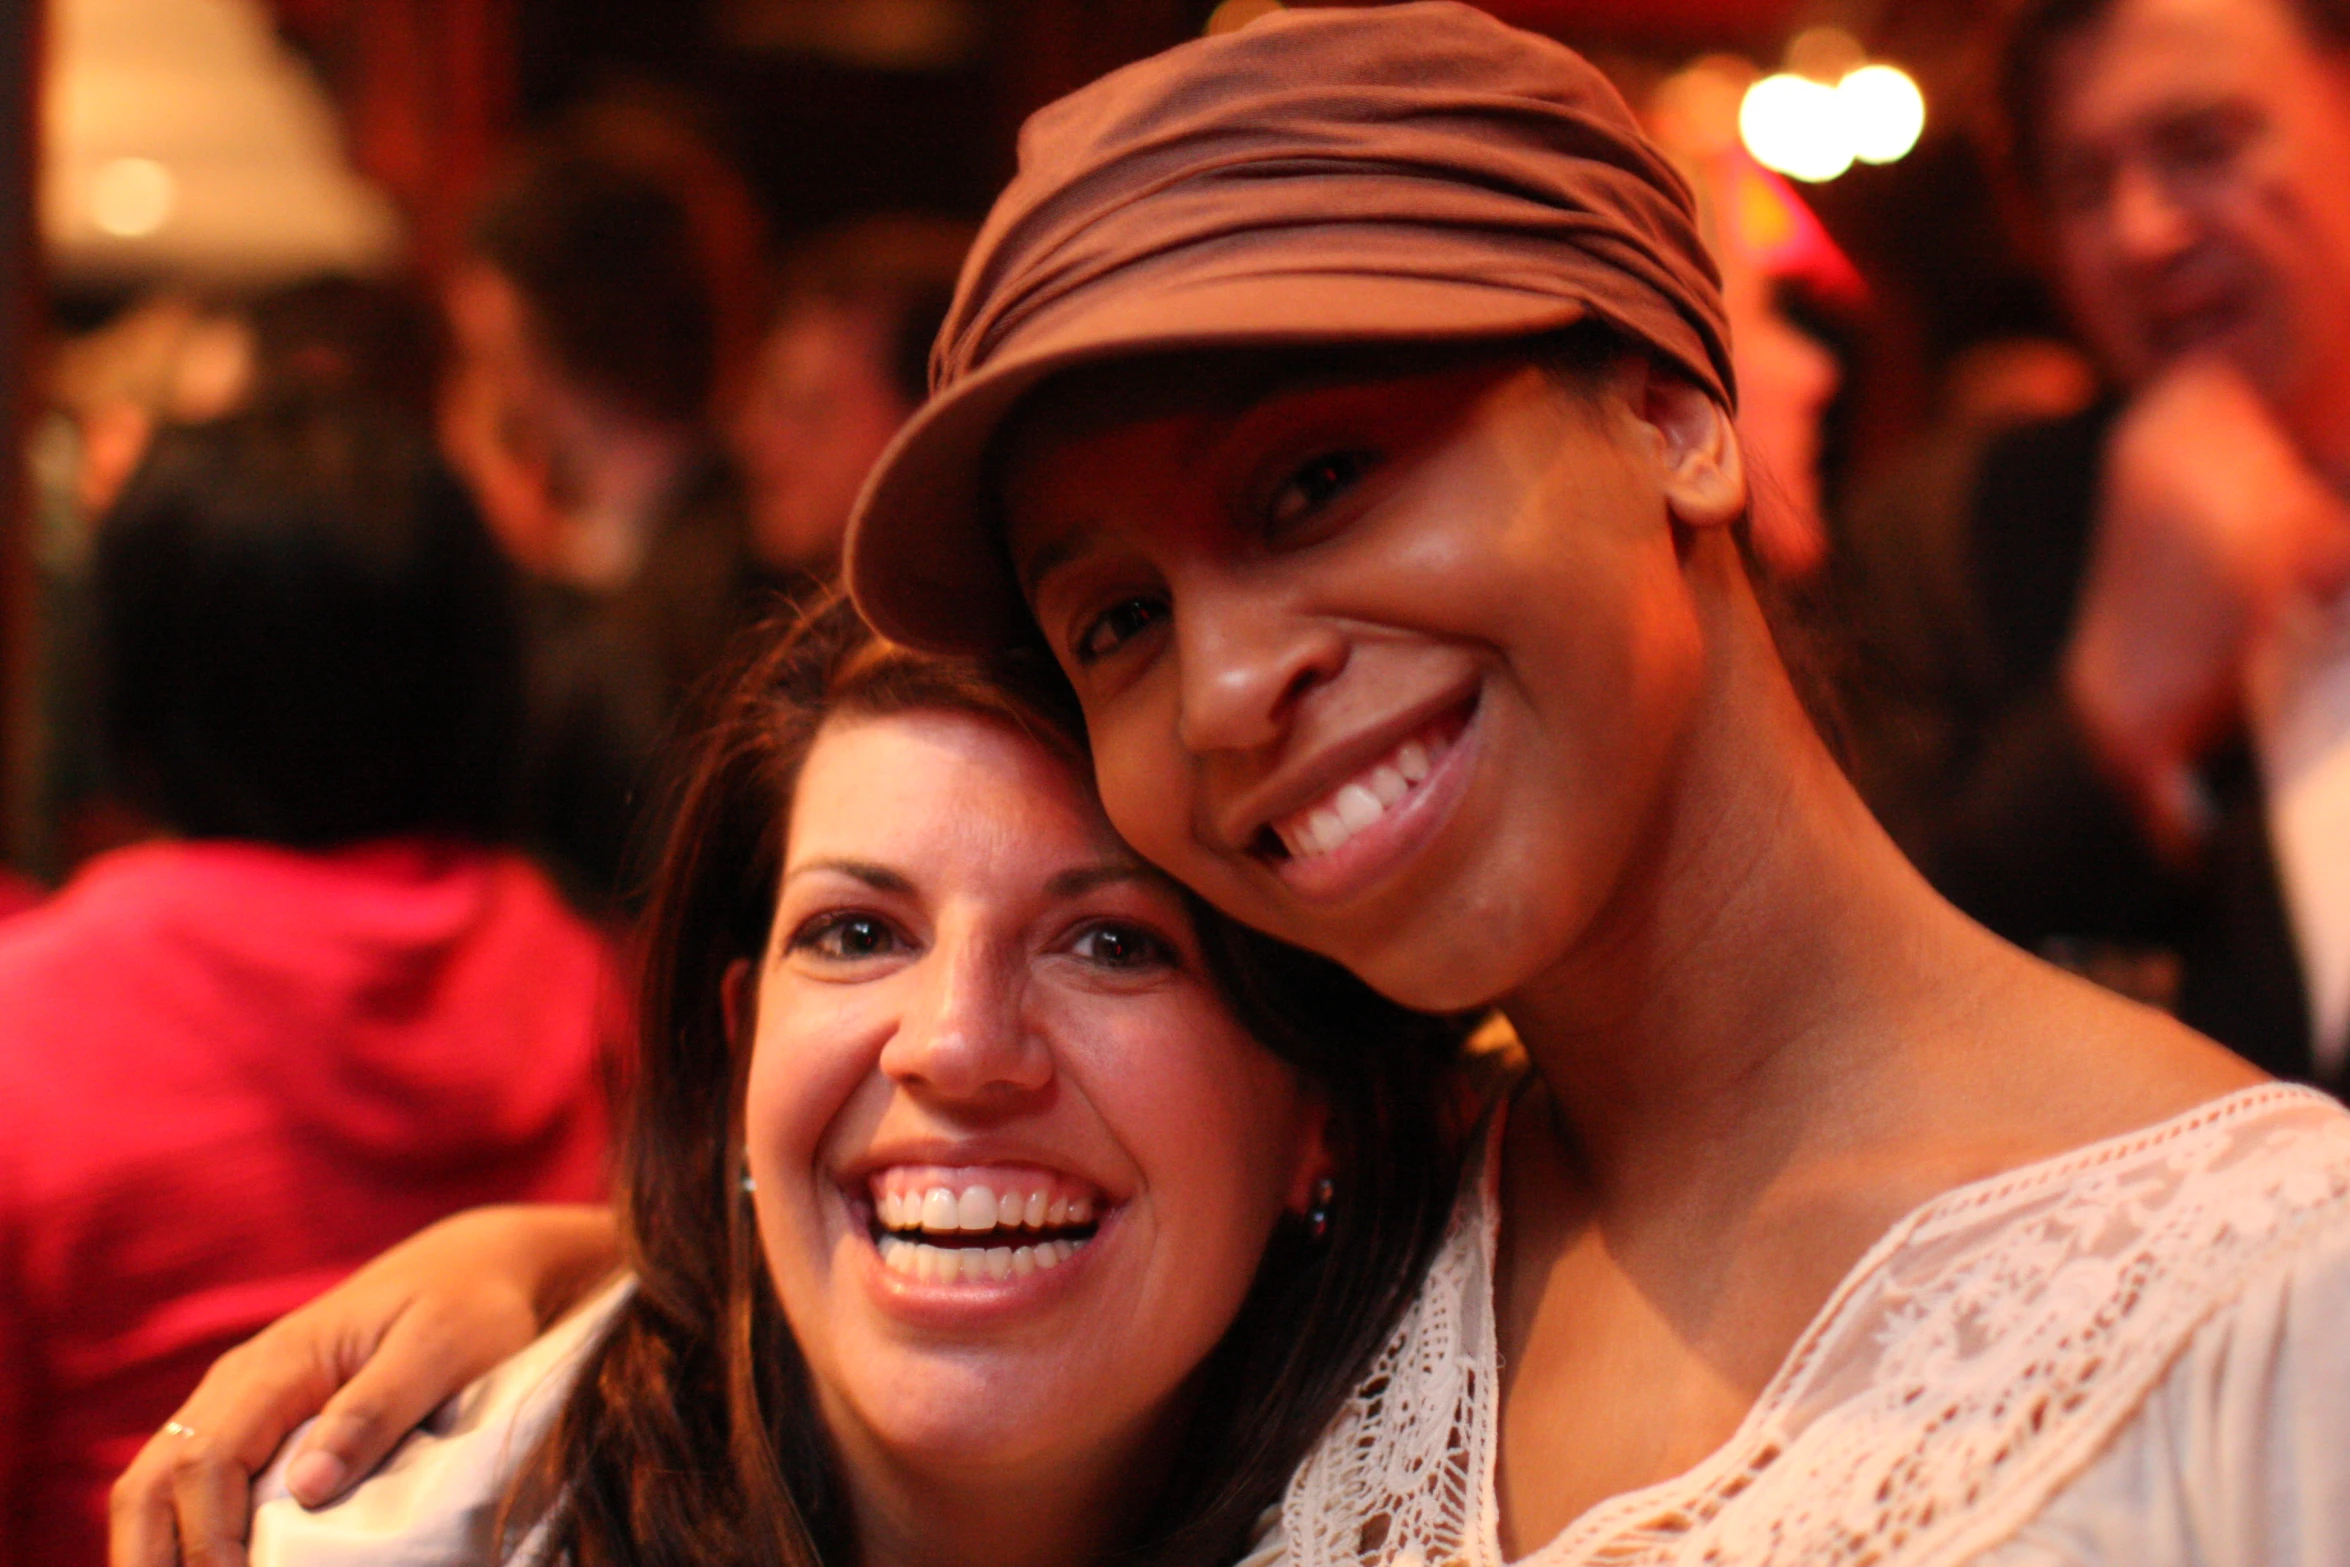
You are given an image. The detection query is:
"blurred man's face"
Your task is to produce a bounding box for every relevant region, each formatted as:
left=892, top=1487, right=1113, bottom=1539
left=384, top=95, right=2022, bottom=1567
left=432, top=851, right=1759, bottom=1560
left=730, top=299, right=914, bottom=576
left=2040, top=0, right=2350, bottom=419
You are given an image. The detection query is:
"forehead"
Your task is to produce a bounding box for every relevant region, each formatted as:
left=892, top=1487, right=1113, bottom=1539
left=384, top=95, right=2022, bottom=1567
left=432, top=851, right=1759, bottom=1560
left=789, top=708, right=1114, bottom=865
left=2044, top=0, right=2317, bottom=145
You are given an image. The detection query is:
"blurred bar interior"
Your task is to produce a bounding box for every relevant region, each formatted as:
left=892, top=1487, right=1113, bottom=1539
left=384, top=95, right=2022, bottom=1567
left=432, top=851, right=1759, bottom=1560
left=0, top=0, right=2068, bottom=885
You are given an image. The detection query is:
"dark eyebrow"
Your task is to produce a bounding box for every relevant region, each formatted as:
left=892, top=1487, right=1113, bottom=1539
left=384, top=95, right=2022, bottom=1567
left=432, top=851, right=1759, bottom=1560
left=781, top=858, right=915, bottom=894
left=1045, top=861, right=1164, bottom=900
left=1016, top=531, right=1081, bottom=600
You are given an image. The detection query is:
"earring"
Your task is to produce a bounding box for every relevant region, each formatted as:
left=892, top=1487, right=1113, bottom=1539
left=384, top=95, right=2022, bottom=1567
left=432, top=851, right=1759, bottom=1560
left=1306, top=1176, right=1335, bottom=1243
left=740, top=1171, right=757, bottom=1195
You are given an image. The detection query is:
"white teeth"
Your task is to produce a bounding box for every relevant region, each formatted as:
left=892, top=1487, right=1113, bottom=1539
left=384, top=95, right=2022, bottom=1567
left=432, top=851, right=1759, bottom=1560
left=1067, top=1194, right=1094, bottom=1226
left=1308, top=808, right=1346, bottom=853
left=922, top=1188, right=958, bottom=1232
left=1274, top=728, right=1453, bottom=862
left=1046, top=1195, right=1070, bottom=1226
left=1334, top=783, right=1383, bottom=832
left=957, top=1186, right=996, bottom=1230
left=1023, top=1189, right=1048, bottom=1228
left=881, top=1232, right=1089, bottom=1286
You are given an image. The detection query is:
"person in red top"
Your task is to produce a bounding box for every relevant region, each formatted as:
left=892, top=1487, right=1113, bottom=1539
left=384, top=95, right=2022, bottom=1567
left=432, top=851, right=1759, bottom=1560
left=0, top=395, right=614, bottom=1565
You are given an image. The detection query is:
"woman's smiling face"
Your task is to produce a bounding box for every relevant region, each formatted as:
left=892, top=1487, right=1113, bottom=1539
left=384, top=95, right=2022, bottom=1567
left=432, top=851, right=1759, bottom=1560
left=1002, top=348, right=1737, bottom=1012
left=742, top=707, right=1324, bottom=1493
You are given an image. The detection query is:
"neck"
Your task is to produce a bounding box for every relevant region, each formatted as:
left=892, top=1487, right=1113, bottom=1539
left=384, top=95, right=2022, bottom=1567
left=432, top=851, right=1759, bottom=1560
left=1499, top=544, right=1998, bottom=1214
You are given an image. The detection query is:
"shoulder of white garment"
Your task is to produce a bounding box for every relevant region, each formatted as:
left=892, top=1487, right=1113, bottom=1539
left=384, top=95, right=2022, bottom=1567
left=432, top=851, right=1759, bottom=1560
left=1982, top=1168, right=2350, bottom=1567
left=1266, top=1085, right=2350, bottom=1567
left=247, top=1274, right=635, bottom=1567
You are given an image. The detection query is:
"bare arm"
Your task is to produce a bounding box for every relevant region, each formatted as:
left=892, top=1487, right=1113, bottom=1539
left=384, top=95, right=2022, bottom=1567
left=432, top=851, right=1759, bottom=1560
left=108, top=1203, right=619, bottom=1567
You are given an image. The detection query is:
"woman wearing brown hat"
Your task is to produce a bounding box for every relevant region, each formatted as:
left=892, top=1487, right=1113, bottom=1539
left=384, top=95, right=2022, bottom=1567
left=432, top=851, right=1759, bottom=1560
left=118, top=7, right=2350, bottom=1566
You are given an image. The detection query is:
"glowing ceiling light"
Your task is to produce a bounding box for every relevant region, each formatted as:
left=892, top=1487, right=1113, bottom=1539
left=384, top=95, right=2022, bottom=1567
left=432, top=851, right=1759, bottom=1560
left=90, top=156, right=175, bottom=238
left=1739, top=74, right=1853, bottom=183
left=1837, top=64, right=1926, bottom=164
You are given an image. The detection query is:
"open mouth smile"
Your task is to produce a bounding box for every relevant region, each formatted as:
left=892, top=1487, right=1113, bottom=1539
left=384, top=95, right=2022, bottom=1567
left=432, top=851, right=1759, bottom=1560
left=1248, top=698, right=1477, bottom=900
left=866, top=1166, right=1102, bottom=1286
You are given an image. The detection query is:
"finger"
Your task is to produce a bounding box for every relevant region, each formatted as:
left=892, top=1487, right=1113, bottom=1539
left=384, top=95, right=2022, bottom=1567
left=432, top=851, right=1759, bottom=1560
left=111, top=1329, right=351, bottom=1567
left=167, top=1433, right=253, bottom=1567
left=109, top=1436, right=188, bottom=1567
left=278, top=1296, right=523, bottom=1506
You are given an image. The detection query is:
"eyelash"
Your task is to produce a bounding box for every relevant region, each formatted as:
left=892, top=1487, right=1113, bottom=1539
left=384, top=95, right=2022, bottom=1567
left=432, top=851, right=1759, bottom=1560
left=1266, top=448, right=1376, bottom=536
left=1067, top=919, right=1175, bottom=971
left=788, top=911, right=911, bottom=962
left=1073, top=594, right=1168, bottom=666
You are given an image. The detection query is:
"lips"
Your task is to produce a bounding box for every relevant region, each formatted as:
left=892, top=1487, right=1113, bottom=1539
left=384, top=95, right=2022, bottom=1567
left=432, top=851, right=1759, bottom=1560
left=864, top=1165, right=1103, bottom=1288
left=1239, top=694, right=1478, bottom=908
left=1265, top=719, right=1459, bottom=863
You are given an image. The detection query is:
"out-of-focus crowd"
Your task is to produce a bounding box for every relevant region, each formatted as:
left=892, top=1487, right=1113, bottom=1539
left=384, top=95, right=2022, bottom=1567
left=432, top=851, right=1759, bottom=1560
left=5, top=0, right=2350, bottom=1559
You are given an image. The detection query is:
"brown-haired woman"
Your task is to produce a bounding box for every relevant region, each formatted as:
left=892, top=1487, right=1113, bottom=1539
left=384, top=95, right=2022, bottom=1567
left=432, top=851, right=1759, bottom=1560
left=181, top=594, right=1460, bottom=1567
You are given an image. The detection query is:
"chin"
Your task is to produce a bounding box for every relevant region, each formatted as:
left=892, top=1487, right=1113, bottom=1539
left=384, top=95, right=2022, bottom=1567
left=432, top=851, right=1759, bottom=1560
left=864, top=1376, right=1089, bottom=1472
left=1339, top=923, right=1532, bottom=1015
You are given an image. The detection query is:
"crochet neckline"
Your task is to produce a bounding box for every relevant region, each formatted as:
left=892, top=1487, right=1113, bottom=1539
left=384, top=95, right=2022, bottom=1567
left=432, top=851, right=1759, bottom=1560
left=1514, top=1081, right=2335, bottom=1563
left=1271, top=1079, right=2350, bottom=1567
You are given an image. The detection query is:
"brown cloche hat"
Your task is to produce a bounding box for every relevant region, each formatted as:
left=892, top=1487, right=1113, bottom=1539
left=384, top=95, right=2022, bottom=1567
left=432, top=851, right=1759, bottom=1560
left=845, top=0, right=1736, bottom=654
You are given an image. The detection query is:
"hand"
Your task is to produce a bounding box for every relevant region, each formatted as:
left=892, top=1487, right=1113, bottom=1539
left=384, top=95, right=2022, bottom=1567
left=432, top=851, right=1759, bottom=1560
left=108, top=1204, right=619, bottom=1567
left=2063, top=357, right=2350, bottom=854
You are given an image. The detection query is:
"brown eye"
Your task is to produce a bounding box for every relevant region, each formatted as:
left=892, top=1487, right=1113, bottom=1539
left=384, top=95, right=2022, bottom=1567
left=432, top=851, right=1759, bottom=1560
left=1070, top=921, right=1172, bottom=970
left=1267, top=450, right=1375, bottom=535
left=1075, top=594, right=1167, bottom=665
left=791, top=913, right=907, bottom=961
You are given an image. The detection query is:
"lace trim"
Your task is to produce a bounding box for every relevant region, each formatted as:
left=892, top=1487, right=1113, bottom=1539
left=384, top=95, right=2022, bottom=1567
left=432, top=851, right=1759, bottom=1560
left=1274, top=1084, right=2350, bottom=1567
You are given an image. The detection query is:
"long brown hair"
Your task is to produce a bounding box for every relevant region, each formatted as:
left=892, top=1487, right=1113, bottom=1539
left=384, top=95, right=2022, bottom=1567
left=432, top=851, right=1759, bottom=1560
left=506, top=592, right=1470, bottom=1566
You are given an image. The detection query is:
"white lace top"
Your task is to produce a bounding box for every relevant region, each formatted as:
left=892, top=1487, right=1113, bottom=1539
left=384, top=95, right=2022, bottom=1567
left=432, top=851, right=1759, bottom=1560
left=1246, top=1083, right=2350, bottom=1567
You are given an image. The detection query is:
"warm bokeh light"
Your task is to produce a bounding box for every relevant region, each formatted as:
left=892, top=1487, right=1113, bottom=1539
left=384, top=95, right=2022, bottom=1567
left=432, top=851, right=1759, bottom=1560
left=1738, top=61, right=1925, bottom=182
left=1739, top=73, right=1852, bottom=183
left=88, top=156, right=174, bottom=237
left=1838, top=64, right=1926, bottom=164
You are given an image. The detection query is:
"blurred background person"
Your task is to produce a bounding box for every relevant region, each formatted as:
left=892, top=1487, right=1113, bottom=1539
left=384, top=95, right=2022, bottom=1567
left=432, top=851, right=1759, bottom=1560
left=440, top=99, right=772, bottom=914
left=1851, top=0, right=2350, bottom=1091
left=25, top=277, right=444, bottom=883
left=727, top=211, right=974, bottom=587
left=0, top=395, right=614, bottom=1566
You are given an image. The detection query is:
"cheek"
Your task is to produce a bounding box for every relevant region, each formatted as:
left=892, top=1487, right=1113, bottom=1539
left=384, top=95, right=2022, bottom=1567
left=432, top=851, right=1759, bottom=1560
left=1126, top=1035, right=1312, bottom=1260
left=1090, top=696, right=1205, bottom=874
left=741, top=988, right=887, bottom=1209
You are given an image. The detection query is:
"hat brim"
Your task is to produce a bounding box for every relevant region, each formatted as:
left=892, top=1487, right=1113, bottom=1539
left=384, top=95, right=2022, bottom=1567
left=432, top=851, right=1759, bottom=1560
left=845, top=271, right=1591, bottom=655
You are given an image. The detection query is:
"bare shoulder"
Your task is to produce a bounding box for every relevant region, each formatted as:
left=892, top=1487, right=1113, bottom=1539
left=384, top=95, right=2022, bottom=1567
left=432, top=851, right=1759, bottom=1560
left=1942, top=937, right=2269, bottom=1157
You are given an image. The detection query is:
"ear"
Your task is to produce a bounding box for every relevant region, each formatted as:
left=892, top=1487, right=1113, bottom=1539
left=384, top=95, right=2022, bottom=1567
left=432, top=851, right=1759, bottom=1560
left=1284, top=1098, right=1336, bottom=1215
left=1631, top=364, right=1746, bottom=530
left=721, top=956, right=755, bottom=1051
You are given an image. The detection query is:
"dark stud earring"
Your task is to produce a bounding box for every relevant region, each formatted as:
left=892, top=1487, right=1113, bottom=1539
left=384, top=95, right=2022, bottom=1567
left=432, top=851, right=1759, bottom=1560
left=1307, top=1176, right=1335, bottom=1242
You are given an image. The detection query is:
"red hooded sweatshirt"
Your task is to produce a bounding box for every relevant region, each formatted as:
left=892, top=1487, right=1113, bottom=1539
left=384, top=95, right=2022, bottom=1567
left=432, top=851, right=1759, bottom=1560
left=0, top=839, right=616, bottom=1565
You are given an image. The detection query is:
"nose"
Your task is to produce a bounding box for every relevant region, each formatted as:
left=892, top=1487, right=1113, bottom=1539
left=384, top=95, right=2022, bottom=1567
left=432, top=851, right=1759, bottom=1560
left=877, top=920, right=1054, bottom=1107
left=1173, top=571, right=1348, bottom=756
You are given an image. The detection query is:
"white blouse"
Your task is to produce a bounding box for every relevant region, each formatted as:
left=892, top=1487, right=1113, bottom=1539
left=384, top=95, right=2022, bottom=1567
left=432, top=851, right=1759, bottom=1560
left=247, top=1276, right=630, bottom=1567
left=1246, top=1082, right=2350, bottom=1567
